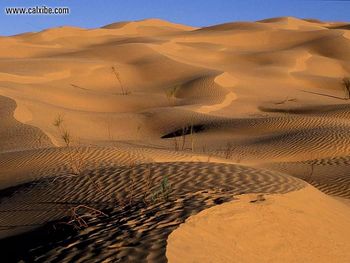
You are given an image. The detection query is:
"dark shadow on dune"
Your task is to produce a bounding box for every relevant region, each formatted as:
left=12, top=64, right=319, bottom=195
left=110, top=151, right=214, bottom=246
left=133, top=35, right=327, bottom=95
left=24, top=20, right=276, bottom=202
left=259, top=103, right=350, bottom=115
left=161, top=124, right=206, bottom=139
left=0, top=222, right=77, bottom=263
left=0, top=194, right=235, bottom=263
left=328, top=24, right=350, bottom=30
left=0, top=162, right=305, bottom=262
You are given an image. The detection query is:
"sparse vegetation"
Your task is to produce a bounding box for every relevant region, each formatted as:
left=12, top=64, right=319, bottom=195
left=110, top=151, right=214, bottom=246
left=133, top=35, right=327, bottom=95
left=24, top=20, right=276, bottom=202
left=53, top=114, right=64, bottom=128
left=179, top=122, right=195, bottom=151
left=151, top=175, right=172, bottom=203
left=181, top=126, right=187, bottom=150
left=112, top=66, right=129, bottom=95
left=306, top=163, right=315, bottom=183
left=105, top=116, right=114, bottom=141
left=52, top=115, right=84, bottom=177
left=53, top=114, right=70, bottom=147
left=61, top=130, right=71, bottom=147
left=165, top=121, right=197, bottom=152
left=342, top=77, right=350, bottom=100
left=173, top=137, right=179, bottom=151
left=190, top=121, right=195, bottom=152
left=165, top=85, right=181, bottom=105
left=53, top=115, right=107, bottom=229
left=66, top=205, right=108, bottom=229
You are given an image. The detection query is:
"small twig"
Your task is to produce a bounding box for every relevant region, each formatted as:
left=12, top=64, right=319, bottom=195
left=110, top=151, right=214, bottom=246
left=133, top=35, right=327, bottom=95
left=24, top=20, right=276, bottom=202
left=67, top=205, right=108, bottom=229
left=306, top=163, right=315, bottom=183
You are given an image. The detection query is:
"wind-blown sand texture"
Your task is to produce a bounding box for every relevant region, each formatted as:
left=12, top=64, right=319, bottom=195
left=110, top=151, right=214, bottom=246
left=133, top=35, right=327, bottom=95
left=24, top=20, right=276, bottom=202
left=0, top=17, right=350, bottom=262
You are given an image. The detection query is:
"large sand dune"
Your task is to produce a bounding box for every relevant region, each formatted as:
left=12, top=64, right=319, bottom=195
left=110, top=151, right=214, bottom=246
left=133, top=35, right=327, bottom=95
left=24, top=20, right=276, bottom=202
left=0, top=17, right=350, bottom=262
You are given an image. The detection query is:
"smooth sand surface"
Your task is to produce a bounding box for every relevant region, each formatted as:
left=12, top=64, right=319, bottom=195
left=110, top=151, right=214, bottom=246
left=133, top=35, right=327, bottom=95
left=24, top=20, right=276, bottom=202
left=167, top=186, right=350, bottom=263
left=0, top=17, right=349, bottom=262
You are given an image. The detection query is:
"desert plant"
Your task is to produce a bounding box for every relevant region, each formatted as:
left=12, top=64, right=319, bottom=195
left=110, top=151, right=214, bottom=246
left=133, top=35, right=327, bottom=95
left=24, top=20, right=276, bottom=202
left=112, top=66, right=129, bottom=95
left=61, top=130, right=71, bottom=147
left=105, top=117, right=113, bottom=141
left=177, top=122, right=196, bottom=152
left=52, top=115, right=85, bottom=177
left=53, top=114, right=69, bottom=147
left=66, top=205, right=108, bottom=229
left=180, top=126, right=188, bottom=151
left=343, top=77, right=350, bottom=100
left=190, top=121, right=195, bottom=152
left=168, top=122, right=196, bottom=152
left=53, top=114, right=71, bottom=147
left=165, top=85, right=180, bottom=105
left=306, top=163, right=315, bottom=183
left=52, top=117, right=108, bottom=229
left=53, top=114, right=64, bottom=128
left=151, top=175, right=172, bottom=203
left=173, top=137, right=179, bottom=151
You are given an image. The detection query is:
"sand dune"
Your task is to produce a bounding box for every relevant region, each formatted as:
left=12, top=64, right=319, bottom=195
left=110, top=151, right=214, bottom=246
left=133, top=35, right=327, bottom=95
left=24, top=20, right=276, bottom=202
left=167, top=186, right=350, bottom=263
left=0, top=162, right=304, bottom=260
left=0, top=16, right=350, bottom=262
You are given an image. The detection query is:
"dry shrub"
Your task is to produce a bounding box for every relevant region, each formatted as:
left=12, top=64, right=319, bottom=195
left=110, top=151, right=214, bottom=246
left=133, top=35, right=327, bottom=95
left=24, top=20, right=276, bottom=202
left=343, top=77, right=350, bottom=100
left=151, top=175, right=172, bottom=203
left=112, top=66, right=129, bottom=95
left=66, top=205, right=108, bottom=229
left=53, top=115, right=84, bottom=177
left=165, top=85, right=181, bottom=105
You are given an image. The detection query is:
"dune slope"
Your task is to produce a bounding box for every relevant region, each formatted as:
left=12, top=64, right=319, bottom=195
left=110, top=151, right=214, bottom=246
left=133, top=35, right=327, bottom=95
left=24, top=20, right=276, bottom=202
left=167, top=186, right=350, bottom=263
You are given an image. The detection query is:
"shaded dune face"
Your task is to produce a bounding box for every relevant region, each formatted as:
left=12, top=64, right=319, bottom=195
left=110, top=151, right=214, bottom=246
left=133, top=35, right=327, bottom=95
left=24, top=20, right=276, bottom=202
left=0, top=17, right=350, bottom=262
left=0, top=162, right=304, bottom=261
